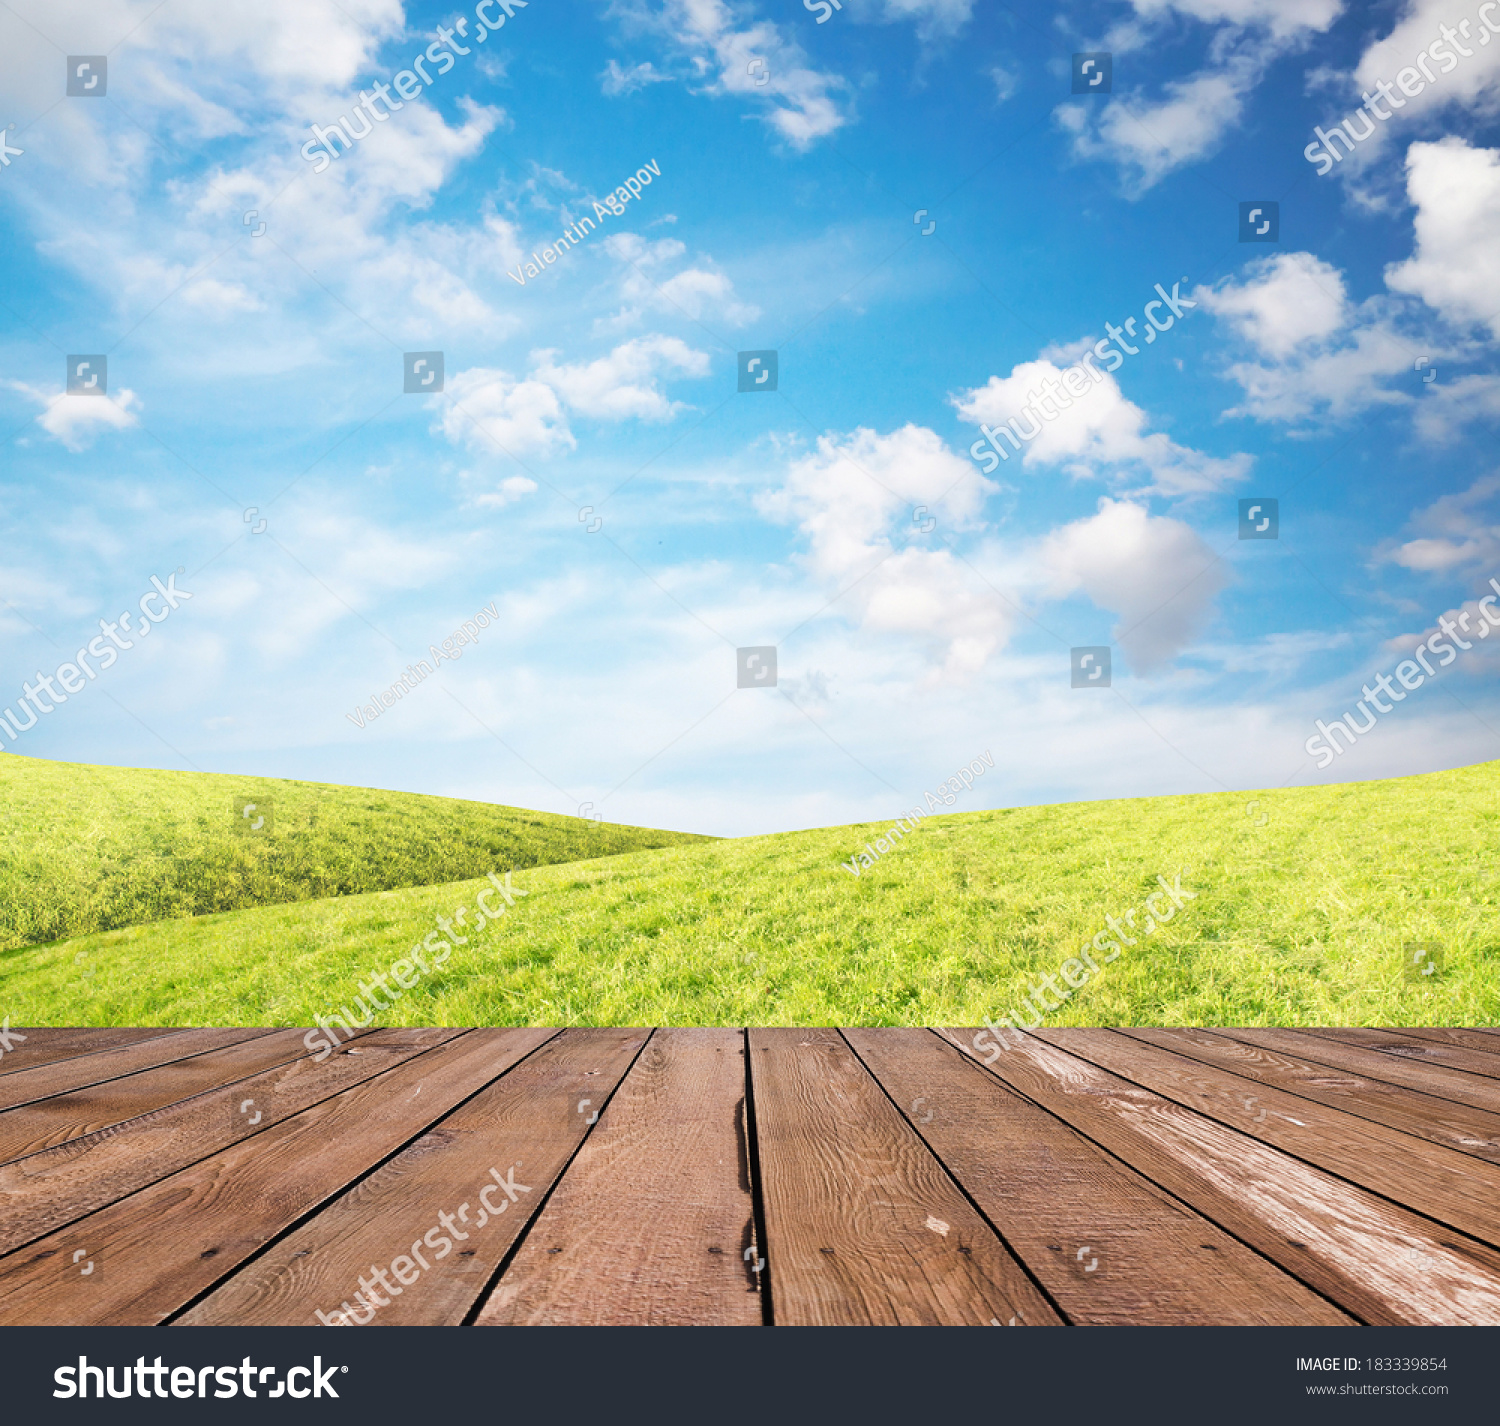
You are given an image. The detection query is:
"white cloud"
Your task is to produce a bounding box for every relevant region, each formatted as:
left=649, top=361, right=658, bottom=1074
left=602, top=232, right=760, bottom=328
left=1382, top=472, right=1500, bottom=574
left=5, top=382, right=143, bottom=452
left=531, top=337, right=711, bottom=421
left=1411, top=374, right=1500, bottom=444
left=632, top=0, right=852, bottom=148
left=1195, top=255, right=1423, bottom=425
left=440, top=368, right=574, bottom=460
left=601, top=59, right=671, bottom=96
left=1059, top=0, right=1342, bottom=191
left=1039, top=498, right=1230, bottom=673
left=1352, top=0, right=1500, bottom=129
left=1194, top=252, right=1349, bottom=357
left=473, top=475, right=539, bottom=510
left=759, top=425, right=1010, bottom=679
left=952, top=359, right=1250, bottom=495
left=1385, top=139, right=1500, bottom=340
left=1129, top=0, right=1341, bottom=38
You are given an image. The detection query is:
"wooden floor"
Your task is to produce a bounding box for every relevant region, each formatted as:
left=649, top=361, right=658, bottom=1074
left=0, top=1025, right=1498, bottom=1326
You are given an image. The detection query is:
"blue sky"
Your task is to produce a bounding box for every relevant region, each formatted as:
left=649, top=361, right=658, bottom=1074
left=3, top=0, right=1499, bottom=836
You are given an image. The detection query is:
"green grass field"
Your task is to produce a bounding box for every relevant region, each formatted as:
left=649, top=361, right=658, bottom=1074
left=4, top=755, right=1495, bottom=1027
left=0, top=755, right=709, bottom=952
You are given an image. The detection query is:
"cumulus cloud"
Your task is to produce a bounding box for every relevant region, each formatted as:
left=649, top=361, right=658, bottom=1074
left=602, top=232, right=760, bottom=328
left=1058, top=0, right=1342, bottom=192
left=531, top=336, right=711, bottom=421
left=1194, top=254, right=1424, bottom=424
left=1194, top=252, right=1349, bottom=357
left=759, top=424, right=1010, bottom=679
left=1385, top=139, right=1500, bottom=340
left=438, top=336, right=711, bottom=458
left=1381, top=472, right=1500, bottom=574
left=952, top=359, right=1250, bottom=495
left=1039, top=498, right=1230, bottom=673
left=440, top=368, right=574, bottom=460
left=5, top=381, right=143, bottom=452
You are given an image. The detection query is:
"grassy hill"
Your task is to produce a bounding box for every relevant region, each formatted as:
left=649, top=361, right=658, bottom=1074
left=5, top=759, right=1496, bottom=1027
left=0, top=755, right=710, bottom=951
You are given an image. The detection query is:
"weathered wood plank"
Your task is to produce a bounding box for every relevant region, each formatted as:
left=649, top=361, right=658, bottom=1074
left=748, top=1028, right=1061, bottom=1326
left=1214, top=1028, right=1500, bottom=1127
left=845, top=1027, right=1351, bottom=1325
left=0, top=1030, right=552, bottom=1326
left=942, top=1027, right=1500, bottom=1325
left=1039, top=1029, right=1500, bottom=1251
left=1122, top=1027, right=1500, bottom=1167
left=1307, top=1028, right=1500, bottom=1082
left=0, top=1030, right=185, bottom=1079
left=180, top=1029, right=646, bottom=1328
left=474, top=1028, right=759, bottom=1326
left=0, top=1030, right=320, bottom=1165
left=0, top=1028, right=460, bottom=1259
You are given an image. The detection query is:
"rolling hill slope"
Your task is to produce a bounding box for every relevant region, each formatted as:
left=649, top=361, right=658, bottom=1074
left=0, top=755, right=710, bottom=951
left=6, top=759, right=1496, bottom=1027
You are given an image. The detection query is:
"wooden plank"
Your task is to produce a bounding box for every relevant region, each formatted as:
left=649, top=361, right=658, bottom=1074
left=179, top=1028, right=647, bottom=1328
left=1305, top=1028, right=1500, bottom=1083
left=1383, top=1028, right=1500, bottom=1058
left=1121, top=1028, right=1500, bottom=1168
left=941, top=1027, right=1500, bottom=1325
left=747, top=1028, right=1061, bottom=1326
left=1215, top=1028, right=1500, bottom=1120
left=1038, top=1029, right=1500, bottom=1251
left=844, top=1027, right=1351, bottom=1325
left=0, top=1030, right=347, bottom=1166
left=0, top=1029, right=185, bottom=1078
left=0, top=1029, right=554, bottom=1326
left=0, top=1028, right=460, bottom=1259
left=474, top=1028, right=759, bottom=1326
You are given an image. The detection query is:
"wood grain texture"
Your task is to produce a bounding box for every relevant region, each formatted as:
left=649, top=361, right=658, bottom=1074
left=0, top=1030, right=325, bottom=1165
left=1212, top=1028, right=1500, bottom=1128
left=844, top=1027, right=1350, bottom=1325
left=748, top=1028, right=1061, bottom=1326
left=181, top=1028, right=644, bottom=1328
left=0, top=1029, right=185, bottom=1079
left=0, top=1030, right=550, bottom=1325
left=475, top=1027, right=759, bottom=1326
left=944, top=1027, right=1500, bottom=1325
left=1380, top=1028, right=1500, bottom=1059
left=1304, top=1028, right=1500, bottom=1082
left=0, top=1028, right=457, bottom=1260
left=0, top=1030, right=270, bottom=1116
left=1121, top=1027, right=1500, bottom=1167
left=1039, top=1028, right=1500, bottom=1251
